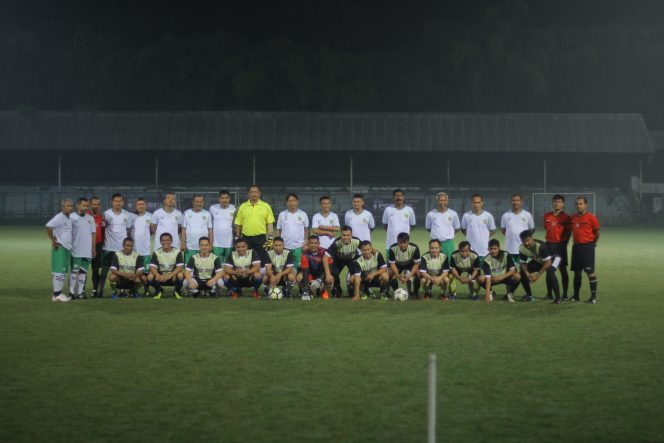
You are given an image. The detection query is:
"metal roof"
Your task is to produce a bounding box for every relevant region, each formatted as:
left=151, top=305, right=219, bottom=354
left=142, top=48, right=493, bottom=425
left=0, top=111, right=654, bottom=153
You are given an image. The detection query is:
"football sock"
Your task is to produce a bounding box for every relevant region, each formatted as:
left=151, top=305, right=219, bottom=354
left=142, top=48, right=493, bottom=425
left=546, top=270, right=561, bottom=299
left=509, top=279, right=520, bottom=293
left=53, top=273, right=65, bottom=296
left=573, top=273, right=582, bottom=298
left=77, top=272, right=87, bottom=295
left=560, top=268, right=569, bottom=297
left=589, top=278, right=597, bottom=297
left=99, top=268, right=109, bottom=294
left=253, top=277, right=261, bottom=291
left=69, top=272, right=79, bottom=295
left=91, top=268, right=100, bottom=294
left=412, top=278, right=420, bottom=294
left=521, top=277, right=532, bottom=297
left=390, top=279, right=398, bottom=290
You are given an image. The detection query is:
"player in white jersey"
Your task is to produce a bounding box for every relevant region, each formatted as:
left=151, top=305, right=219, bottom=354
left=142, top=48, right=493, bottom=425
left=130, top=197, right=152, bottom=293
left=460, top=194, right=496, bottom=257
left=100, top=193, right=132, bottom=297
left=311, top=196, right=340, bottom=249
left=344, top=194, right=375, bottom=242
left=276, top=193, right=309, bottom=269
left=181, top=194, right=213, bottom=264
left=382, top=188, right=416, bottom=257
left=46, top=199, right=74, bottom=302
left=151, top=192, right=183, bottom=248
left=69, top=197, right=96, bottom=299
left=209, top=190, right=236, bottom=264
left=425, top=191, right=460, bottom=258
left=500, top=193, right=535, bottom=261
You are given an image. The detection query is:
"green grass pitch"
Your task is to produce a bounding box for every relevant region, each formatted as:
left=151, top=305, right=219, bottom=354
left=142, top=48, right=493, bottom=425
left=1, top=226, right=663, bottom=442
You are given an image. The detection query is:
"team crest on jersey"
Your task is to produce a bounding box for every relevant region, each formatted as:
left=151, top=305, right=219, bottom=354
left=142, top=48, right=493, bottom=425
left=483, top=219, right=488, bottom=224
left=403, top=213, right=409, bottom=219
left=362, top=218, right=367, bottom=224
left=298, top=216, right=302, bottom=222
left=448, top=216, right=452, bottom=221
left=521, top=217, right=526, bottom=222
left=176, top=216, right=181, bottom=222
left=202, top=215, right=207, bottom=221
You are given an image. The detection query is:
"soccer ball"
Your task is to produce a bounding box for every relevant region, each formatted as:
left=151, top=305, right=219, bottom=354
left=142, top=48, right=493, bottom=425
left=394, top=288, right=409, bottom=301
left=269, top=287, right=283, bottom=300
left=309, top=279, right=323, bottom=291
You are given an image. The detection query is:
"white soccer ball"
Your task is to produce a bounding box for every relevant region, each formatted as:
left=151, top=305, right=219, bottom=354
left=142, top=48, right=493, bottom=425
left=394, top=288, right=409, bottom=301
left=269, top=287, right=283, bottom=300
left=309, top=278, right=323, bottom=291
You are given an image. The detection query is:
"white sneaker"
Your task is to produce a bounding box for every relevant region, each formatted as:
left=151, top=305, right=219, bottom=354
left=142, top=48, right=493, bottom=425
left=506, top=293, right=515, bottom=303
left=301, top=292, right=312, bottom=301
left=52, top=294, right=71, bottom=302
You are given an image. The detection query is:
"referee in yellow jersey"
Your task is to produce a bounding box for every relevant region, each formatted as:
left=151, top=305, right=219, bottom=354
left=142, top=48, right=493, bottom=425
left=234, top=185, right=275, bottom=262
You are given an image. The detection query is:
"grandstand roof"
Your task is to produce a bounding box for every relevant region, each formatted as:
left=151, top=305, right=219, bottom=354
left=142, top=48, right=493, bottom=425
left=0, top=110, right=654, bottom=153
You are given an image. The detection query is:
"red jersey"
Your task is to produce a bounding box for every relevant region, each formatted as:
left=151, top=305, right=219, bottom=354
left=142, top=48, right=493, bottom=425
left=300, top=247, right=333, bottom=277
left=570, top=212, right=600, bottom=244
left=88, top=211, right=104, bottom=244
left=543, top=211, right=571, bottom=243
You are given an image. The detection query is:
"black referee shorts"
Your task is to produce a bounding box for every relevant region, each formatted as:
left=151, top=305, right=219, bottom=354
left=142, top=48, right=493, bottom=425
left=242, top=234, right=267, bottom=262
left=546, top=242, right=568, bottom=267
left=571, top=243, right=596, bottom=273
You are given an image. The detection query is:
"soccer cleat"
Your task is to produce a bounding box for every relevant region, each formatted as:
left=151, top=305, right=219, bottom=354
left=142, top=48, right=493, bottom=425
left=570, top=296, right=580, bottom=303
left=506, top=293, right=516, bottom=303
left=174, top=290, right=183, bottom=300
left=562, top=295, right=569, bottom=302
left=586, top=297, right=597, bottom=304
left=131, top=291, right=141, bottom=299
left=301, top=292, right=312, bottom=301
left=439, top=295, right=449, bottom=301
left=77, top=292, right=87, bottom=300
left=91, top=289, right=98, bottom=298
left=449, top=293, right=457, bottom=301
left=228, top=290, right=239, bottom=299
left=251, top=290, right=260, bottom=300
left=321, top=290, right=330, bottom=300
left=153, top=291, right=162, bottom=300
left=544, top=294, right=554, bottom=300
left=111, top=293, right=119, bottom=300
left=52, top=294, right=71, bottom=302
left=521, top=295, right=534, bottom=303
left=283, top=289, right=291, bottom=299
left=553, top=298, right=562, bottom=304
left=470, top=294, right=480, bottom=301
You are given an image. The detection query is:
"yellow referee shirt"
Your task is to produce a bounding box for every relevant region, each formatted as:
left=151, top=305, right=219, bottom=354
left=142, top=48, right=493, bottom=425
left=234, top=200, right=275, bottom=236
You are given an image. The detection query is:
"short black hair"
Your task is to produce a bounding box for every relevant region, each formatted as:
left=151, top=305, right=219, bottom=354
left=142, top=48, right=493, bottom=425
left=393, top=188, right=404, bottom=196
left=397, top=232, right=410, bottom=242
left=471, top=194, right=483, bottom=201
left=135, top=196, right=146, bottom=203
left=511, top=193, right=522, bottom=200
left=308, top=235, right=320, bottom=241
left=218, top=189, right=230, bottom=197
left=488, top=239, right=500, bottom=248
left=198, top=236, right=210, bottom=244
left=576, top=195, right=588, bottom=204
left=76, top=197, right=88, bottom=204
left=552, top=194, right=565, bottom=202
left=359, top=240, right=372, bottom=248
left=519, top=230, right=534, bottom=241
left=159, top=232, right=172, bottom=241
left=341, top=225, right=353, bottom=233
left=234, top=238, right=248, bottom=246
left=273, top=236, right=284, bottom=243
left=122, top=237, right=134, bottom=244
left=111, top=193, right=123, bottom=200
left=248, top=184, right=261, bottom=191
left=90, top=196, right=100, bottom=202
left=319, top=195, right=331, bottom=202
left=352, top=193, right=364, bottom=200
left=286, top=193, right=299, bottom=201
left=458, top=240, right=470, bottom=250
left=428, top=239, right=441, bottom=246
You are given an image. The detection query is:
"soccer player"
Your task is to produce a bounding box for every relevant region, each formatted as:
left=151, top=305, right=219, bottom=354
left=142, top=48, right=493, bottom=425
left=449, top=241, right=482, bottom=300
left=69, top=197, right=96, bottom=299
left=88, top=196, right=104, bottom=298
left=518, top=230, right=562, bottom=304
left=183, top=237, right=224, bottom=297
left=460, top=194, right=496, bottom=257
left=100, top=193, right=132, bottom=297
left=382, top=189, right=416, bottom=257
left=109, top=237, right=145, bottom=298
left=425, top=192, right=460, bottom=258
left=543, top=194, right=571, bottom=300
left=388, top=232, right=422, bottom=299
left=419, top=239, right=451, bottom=300
left=349, top=240, right=389, bottom=301
left=263, top=236, right=296, bottom=297
left=570, top=196, right=600, bottom=303
left=234, top=185, right=275, bottom=263
left=181, top=194, right=213, bottom=263
left=478, top=239, right=521, bottom=302
left=209, top=190, right=236, bottom=264
left=297, top=235, right=333, bottom=300
left=344, top=193, right=375, bottom=242
left=148, top=232, right=184, bottom=299
left=46, top=199, right=73, bottom=302
left=130, top=197, right=152, bottom=295
left=276, top=193, right=309, bottom=269
left=500, top=193, right=535, bottom=263
left=223, top=238, right=263, bottom=299
left=151, top=192, right=183, bottom=248
left=322, top=226, right=361, bottom=297
left=312, top=196, right=340, bottom=250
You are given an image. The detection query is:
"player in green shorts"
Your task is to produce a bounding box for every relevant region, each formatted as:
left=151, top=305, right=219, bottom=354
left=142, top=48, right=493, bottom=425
left=46, top=199, right=74, bottom=302
left=69, top=197, right=97, bottom=299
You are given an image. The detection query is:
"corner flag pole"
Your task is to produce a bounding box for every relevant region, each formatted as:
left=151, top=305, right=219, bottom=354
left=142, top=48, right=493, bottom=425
left=428, top=353, right=437, bottom=443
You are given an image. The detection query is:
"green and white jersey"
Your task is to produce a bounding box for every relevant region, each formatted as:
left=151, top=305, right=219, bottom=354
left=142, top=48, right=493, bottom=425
left=518, top=239, right=553, bottom=265
left=351, top=252, right=387, bottom=276
left=150, top=247, right=184, bottom=273
left=266, top=249, right=294, bottom=273
left=46, top=212, right=73, bottom=250
left=419, top=252, right=449, bottom=276
left=482, top=251, right=516, bottom=277
left=449, top=250, right=481, bottom=273
left=70, top=211, right=96, bottom=258
left=183, top=208, right=212, bottom=251
left=324, top=237, right=361, bottom=261
left=130, top=212, right=152, bottom=256
left=151, top=208, right=183, bottom=248
left=311, top=212, right=341, bottom=249
left=388, top=242, right=421, bottom=268
left=102, top=208, right=132, bottom=252
left=111, top=250, right=144, bottom=274
left=186, top=253, right=222, bottom=280
left=209, top=203, right=236, bottom=248
left=225, top=250, right=261, bottom=270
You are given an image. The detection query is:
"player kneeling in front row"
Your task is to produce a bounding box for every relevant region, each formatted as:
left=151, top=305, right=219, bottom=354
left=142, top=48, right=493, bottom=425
left=388, top=232, right=422, bottom=299
left=109, top=237, right=145, bottom=298
left=184, top=236, right=225, bottom=298
left=518, top=230, right=562, bottom=304
left=478, top=239, right=521, bottom=302
left=297, top=235, right=333, bottom=300
left=350, top=240, right=390, bottom=301
left=263, top=236, right=296, bottom=298
left=148, top=233, right=185, bottom=299
left=448, top=241, right=482, bottom=300
left=419, top=239, right=451, bottom=300
left=322, top=226, right=361, bottom=298
left=223, top=238, right=262, bottom=299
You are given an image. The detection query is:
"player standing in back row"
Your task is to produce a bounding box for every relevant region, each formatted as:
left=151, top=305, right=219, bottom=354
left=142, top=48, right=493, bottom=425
left=500, top=193, right=535, bottom=265
left=88, top=196, right=104, bottom=298
left=209, top=190, right=236, bottom=264
left=234, top=185, right=274, bottom=264
left=382, top=189, right=416, bottom=258
left=100, top=194, right=132, bottom=297
left=311, top=196, right=340, bottom=250
left=461, top=194, right=496, bottom=258
left=570, top=196, right=600, bottom=304
left=344, top=194, right=375, bottom=242
left=46, top=199, right=74, bottom=302
left=543, top=194, right=571, bottom=301
left=151, top=192, right=183, bottom=249
left=276, top=193, right=308, bottom=269
left=181, top=194, right=213, bottom=264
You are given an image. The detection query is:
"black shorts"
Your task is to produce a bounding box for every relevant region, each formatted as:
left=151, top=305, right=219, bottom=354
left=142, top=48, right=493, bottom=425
left=571, top=243, right=596, bottom=273
left=360, top=275, right=384, bottom=288
left=115, top=277, right=137, bottom=289
left=92, top=243, right=103, bottom=269
left=242, top=234, right=267, bottom=262
left=523, top=257, right=560, bottom=274
left=488, top=276, right=519, bottom=286
left=232, top=275, right=257, bottom=288
left=332, top=258, right=354, bottom=275
left=546, top=242, right=568, bottom=267
left=393, top=264, right=418, bottom=277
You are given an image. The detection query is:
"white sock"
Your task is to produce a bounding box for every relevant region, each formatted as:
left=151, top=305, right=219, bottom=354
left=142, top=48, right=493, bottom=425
left=77, top=273, right=87, bottom=295
left=216, top=279, right=225, bottom=289
left=69, top=273, right=78, bottom=295
left=53, top=273, right=65, bottom=295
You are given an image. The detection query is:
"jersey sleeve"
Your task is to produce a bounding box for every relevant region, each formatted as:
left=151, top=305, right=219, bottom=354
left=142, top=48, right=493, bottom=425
left=110, top=253, right=119, bottom=270
left=500, top=212, right=508, bottom=229
left=460, top=214, right=468, bottom=229
left=175, top=252, right=184, bottom=267
left=186, top=255, right=195, bottom=271
left=285, top=251, right=295, bottom=267
left=224, top=254, right=234, bottom=267
left=45, top=214, right=60, bottom=229
left=409, top=208, right=416, bottom=226
left=442, top=257, right=450, bottom=270
left=266, top=205, right=275, bottom=224
left=388, top=247, right=396, bottom=263
left=344, top=211, right=351, bottom=226
left=506, top=254, right=516, bottom=270
left=591, top=214, right=600, bottom=230
left=250, top=250, right=261, bottom=264
left=381, top=208, right=389, bottom=225
left=276, top=212, right=284, bottom=230
left=519, top=251, right=528, bottom=262
left=303, top=212, right=309, bottom=228
left=311, top=214, right=321, bottom=229
left=182, top=212, right=189, bottom=229
left=527, top=213, right=534, bottom=230
left=300, top=254, right=310, bottom=269
left=368, top=213, right=375, bottom=229
left=413, top=246, right=421, bottom=262
left=124, top=213, right=132, bottom=229
left=214, top=257, right=223, bottom=272
left=482, top=260, right=491, bottom=276
left=453, top=212, right=461, bottom=230
left=350, top=260, right=361, bottom=276
left=150, top=252, right=159, bottom=268
left=425, top=212, right=433, bottom=230
left=472, top=256, right=480, bottom=270
left=419, top=257, right=428, bottom=274
left=206, top=213, right=213, bottom=228
left=448, top=255, right=457, bottom=270
left=488, top=214, right=496, bottom=230
left=377, top=253, right=387, bottom=269
left=150, top=211, right=159, bottom=224
left=324, top=241, right=337, bottom=258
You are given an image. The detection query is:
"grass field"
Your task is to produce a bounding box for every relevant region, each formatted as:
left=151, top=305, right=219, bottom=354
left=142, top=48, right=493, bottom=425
left=1, top=226, right=663, bottom=442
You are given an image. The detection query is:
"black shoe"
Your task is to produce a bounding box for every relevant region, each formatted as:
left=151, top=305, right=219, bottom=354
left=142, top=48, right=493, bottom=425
left=91, top=290, right=98, bottom=298
left=570, top=296, right=580, bottom=302
left=586, top=297, right=597, bottom=304
left=562, top=295, right=569, bottom=302
left=69, top=293, right=77, bottom=301
left=77, top=293, right=87, bottom=300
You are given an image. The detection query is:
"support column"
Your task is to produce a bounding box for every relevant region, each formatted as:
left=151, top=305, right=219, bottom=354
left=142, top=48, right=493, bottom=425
left=350, top=155, right=354, bottom=194
left=252, top=154, right=256, bottom=184
left=155, top=156, right=159, bottom=190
